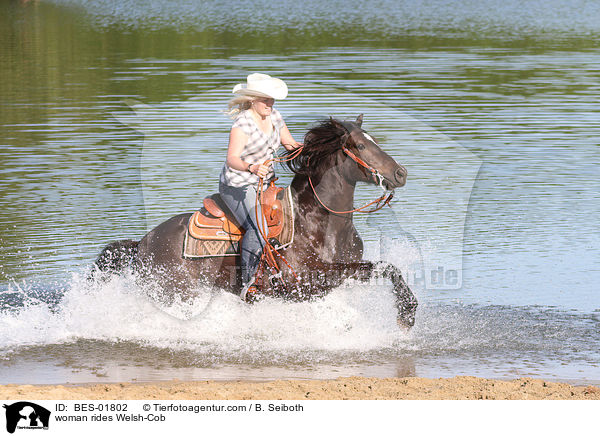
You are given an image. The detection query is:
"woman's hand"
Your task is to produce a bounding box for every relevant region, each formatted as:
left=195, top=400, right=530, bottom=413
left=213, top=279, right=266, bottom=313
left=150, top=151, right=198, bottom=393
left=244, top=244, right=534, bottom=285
left=250, top=162, right=271, bottom=178
left=281, top=124, right=302, bottom=151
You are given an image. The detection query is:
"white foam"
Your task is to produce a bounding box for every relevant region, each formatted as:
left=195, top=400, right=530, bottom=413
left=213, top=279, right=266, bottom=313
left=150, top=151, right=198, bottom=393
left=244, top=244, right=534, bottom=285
left=0, top=274, right=413, bottom=358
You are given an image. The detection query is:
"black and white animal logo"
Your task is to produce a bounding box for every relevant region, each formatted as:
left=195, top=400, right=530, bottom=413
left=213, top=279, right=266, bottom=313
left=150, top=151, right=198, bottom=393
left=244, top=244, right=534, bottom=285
left=3, top=402, right=50, bottom=433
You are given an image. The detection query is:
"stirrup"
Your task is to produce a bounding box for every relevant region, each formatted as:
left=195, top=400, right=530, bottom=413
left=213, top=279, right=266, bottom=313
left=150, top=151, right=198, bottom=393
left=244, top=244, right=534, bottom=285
left=239, top=276, right=257, bottom=302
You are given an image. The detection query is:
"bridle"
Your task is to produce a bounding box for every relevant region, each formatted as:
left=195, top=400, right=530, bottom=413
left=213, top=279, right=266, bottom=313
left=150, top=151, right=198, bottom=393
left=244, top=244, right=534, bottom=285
left=341, top=145, right=387, bottom=190
left=308, top=122, right=395, bottom=214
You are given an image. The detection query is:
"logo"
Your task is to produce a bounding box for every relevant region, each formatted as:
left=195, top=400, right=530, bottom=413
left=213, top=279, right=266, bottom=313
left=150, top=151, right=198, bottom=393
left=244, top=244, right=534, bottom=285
left=3, top=402, right=50, bottom=434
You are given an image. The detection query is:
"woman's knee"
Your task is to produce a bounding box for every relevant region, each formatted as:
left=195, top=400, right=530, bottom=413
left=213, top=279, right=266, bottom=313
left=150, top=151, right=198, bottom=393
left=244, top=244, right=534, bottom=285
left=244, top=224, right=267, bottom=247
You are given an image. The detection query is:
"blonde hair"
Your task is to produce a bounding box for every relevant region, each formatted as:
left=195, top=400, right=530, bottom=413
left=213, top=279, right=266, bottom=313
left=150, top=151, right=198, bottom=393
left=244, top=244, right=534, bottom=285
left=225, top=95, right=256, bottom=118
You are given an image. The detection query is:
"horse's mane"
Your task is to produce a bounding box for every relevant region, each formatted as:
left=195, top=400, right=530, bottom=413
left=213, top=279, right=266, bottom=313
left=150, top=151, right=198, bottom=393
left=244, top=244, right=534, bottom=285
left=284, top=118, right=348, bottom=176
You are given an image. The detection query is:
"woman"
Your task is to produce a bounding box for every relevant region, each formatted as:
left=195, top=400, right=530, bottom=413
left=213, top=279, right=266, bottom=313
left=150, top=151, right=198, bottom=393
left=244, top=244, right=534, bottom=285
left=219, top=73, right=301, bottom=295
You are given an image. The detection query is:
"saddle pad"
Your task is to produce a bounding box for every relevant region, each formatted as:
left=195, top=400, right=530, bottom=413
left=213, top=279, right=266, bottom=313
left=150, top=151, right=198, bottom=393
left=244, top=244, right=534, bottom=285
left=183, top=186, right=295, bottom=258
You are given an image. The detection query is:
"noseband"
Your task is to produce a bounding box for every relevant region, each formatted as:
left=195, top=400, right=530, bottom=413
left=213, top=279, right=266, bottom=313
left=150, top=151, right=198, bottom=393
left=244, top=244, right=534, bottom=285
left=341, top=145, right=387, bottom=190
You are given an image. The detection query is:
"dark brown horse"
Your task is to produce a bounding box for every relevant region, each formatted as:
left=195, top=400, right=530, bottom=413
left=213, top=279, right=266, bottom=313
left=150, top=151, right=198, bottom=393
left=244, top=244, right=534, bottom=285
left=94, top=115, right=418, bottom=327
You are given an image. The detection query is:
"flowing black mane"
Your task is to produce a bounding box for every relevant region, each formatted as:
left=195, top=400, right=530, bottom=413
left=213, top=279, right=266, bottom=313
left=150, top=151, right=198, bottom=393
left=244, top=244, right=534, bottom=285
left=284, top=118, right=349, bottom=176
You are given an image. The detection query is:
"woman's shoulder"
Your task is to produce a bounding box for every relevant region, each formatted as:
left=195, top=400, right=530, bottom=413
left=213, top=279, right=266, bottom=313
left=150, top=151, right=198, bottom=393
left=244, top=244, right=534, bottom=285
left=271, top=108, right=285, bottom=128
left=232, top=109, right=252, bottom=130
left=271, top=107, right=282, bottom=119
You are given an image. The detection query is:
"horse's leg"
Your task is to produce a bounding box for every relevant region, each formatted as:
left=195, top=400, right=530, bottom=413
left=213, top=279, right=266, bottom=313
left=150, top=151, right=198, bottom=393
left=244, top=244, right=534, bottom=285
left=320, top=261, right=418, bottom=328
left=373, top=261, right=417, bottom=328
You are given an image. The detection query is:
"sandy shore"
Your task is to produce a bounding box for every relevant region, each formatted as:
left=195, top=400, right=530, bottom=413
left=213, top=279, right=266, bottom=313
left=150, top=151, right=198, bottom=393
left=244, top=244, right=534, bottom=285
left=1, top=376, right=599, bottom=400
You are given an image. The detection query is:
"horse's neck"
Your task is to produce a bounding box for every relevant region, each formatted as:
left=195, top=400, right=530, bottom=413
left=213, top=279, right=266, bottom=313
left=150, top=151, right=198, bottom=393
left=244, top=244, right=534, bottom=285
left=292, top=169, right=357, bottom=221
left=291, top=171, right=361, bottom=261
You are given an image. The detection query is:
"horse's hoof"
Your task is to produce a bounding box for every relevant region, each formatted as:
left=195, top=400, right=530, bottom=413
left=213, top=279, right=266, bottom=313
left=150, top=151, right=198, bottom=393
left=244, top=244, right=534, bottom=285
left=244, top=290, right=258, bottom=304
left=240, top=282, right=260, bottom=304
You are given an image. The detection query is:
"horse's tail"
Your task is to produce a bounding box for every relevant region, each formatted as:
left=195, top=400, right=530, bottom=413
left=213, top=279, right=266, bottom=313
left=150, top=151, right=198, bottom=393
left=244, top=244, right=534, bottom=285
left=93, top=239, right=139, bottom=274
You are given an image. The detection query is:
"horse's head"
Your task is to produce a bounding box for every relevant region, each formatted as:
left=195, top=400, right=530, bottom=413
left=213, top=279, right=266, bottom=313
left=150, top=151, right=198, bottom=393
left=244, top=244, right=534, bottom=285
left=335, top=114, right=407, bottom=190
left=287, top=115, right=407, bottom=191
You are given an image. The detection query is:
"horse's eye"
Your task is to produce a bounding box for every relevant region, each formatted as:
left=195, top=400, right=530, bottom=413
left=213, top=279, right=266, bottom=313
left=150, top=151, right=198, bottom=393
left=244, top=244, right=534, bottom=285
left=357, top=143, right=365, bottom=150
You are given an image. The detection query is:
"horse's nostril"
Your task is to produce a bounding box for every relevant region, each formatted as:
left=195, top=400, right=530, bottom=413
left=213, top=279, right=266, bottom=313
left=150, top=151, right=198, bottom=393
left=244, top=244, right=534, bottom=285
left=394, top=167, right=406, bottom=183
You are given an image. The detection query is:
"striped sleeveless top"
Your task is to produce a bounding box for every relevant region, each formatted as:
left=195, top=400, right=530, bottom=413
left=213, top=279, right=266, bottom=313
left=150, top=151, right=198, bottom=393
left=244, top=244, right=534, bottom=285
left=220, top=108, right=285, bottom=188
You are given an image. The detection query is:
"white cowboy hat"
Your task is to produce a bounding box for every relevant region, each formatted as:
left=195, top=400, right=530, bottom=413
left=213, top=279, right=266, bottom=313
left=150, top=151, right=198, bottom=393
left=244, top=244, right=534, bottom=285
left=232, top=73, right=288, bottom=100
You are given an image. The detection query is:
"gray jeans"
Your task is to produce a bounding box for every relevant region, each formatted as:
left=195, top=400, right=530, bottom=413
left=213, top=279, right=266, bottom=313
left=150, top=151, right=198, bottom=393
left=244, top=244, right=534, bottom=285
left=218, top=182, right=268, bottom=285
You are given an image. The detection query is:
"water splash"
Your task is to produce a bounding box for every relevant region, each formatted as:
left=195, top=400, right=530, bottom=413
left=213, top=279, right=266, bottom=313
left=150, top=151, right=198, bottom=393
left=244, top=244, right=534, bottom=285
left=0, top=268, right=410, bottom=358
left=1, top=242, right=598, bottom=383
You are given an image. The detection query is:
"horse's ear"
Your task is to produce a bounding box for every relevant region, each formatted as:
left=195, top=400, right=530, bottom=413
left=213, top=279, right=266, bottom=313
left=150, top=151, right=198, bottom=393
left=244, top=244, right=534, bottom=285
left=355, top=114, right=363, bottom=127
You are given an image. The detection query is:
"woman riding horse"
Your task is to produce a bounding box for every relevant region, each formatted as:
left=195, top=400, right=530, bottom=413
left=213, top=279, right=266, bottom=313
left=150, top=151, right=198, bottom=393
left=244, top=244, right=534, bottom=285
left=219, top=73, right=301, bottom=294
left=94, top=110, right=418, bottom=327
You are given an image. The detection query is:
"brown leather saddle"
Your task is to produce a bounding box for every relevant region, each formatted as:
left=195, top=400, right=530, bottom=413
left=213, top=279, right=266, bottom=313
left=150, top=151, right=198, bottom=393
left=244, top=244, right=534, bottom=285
left=188, top=180, right=285, bottom=242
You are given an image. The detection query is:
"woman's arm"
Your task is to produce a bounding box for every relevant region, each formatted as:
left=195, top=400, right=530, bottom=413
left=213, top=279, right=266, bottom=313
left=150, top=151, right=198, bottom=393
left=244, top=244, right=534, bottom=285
left=226, top=127, right=270, bottom=177
left=280, top=123, right=302, bottom=151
